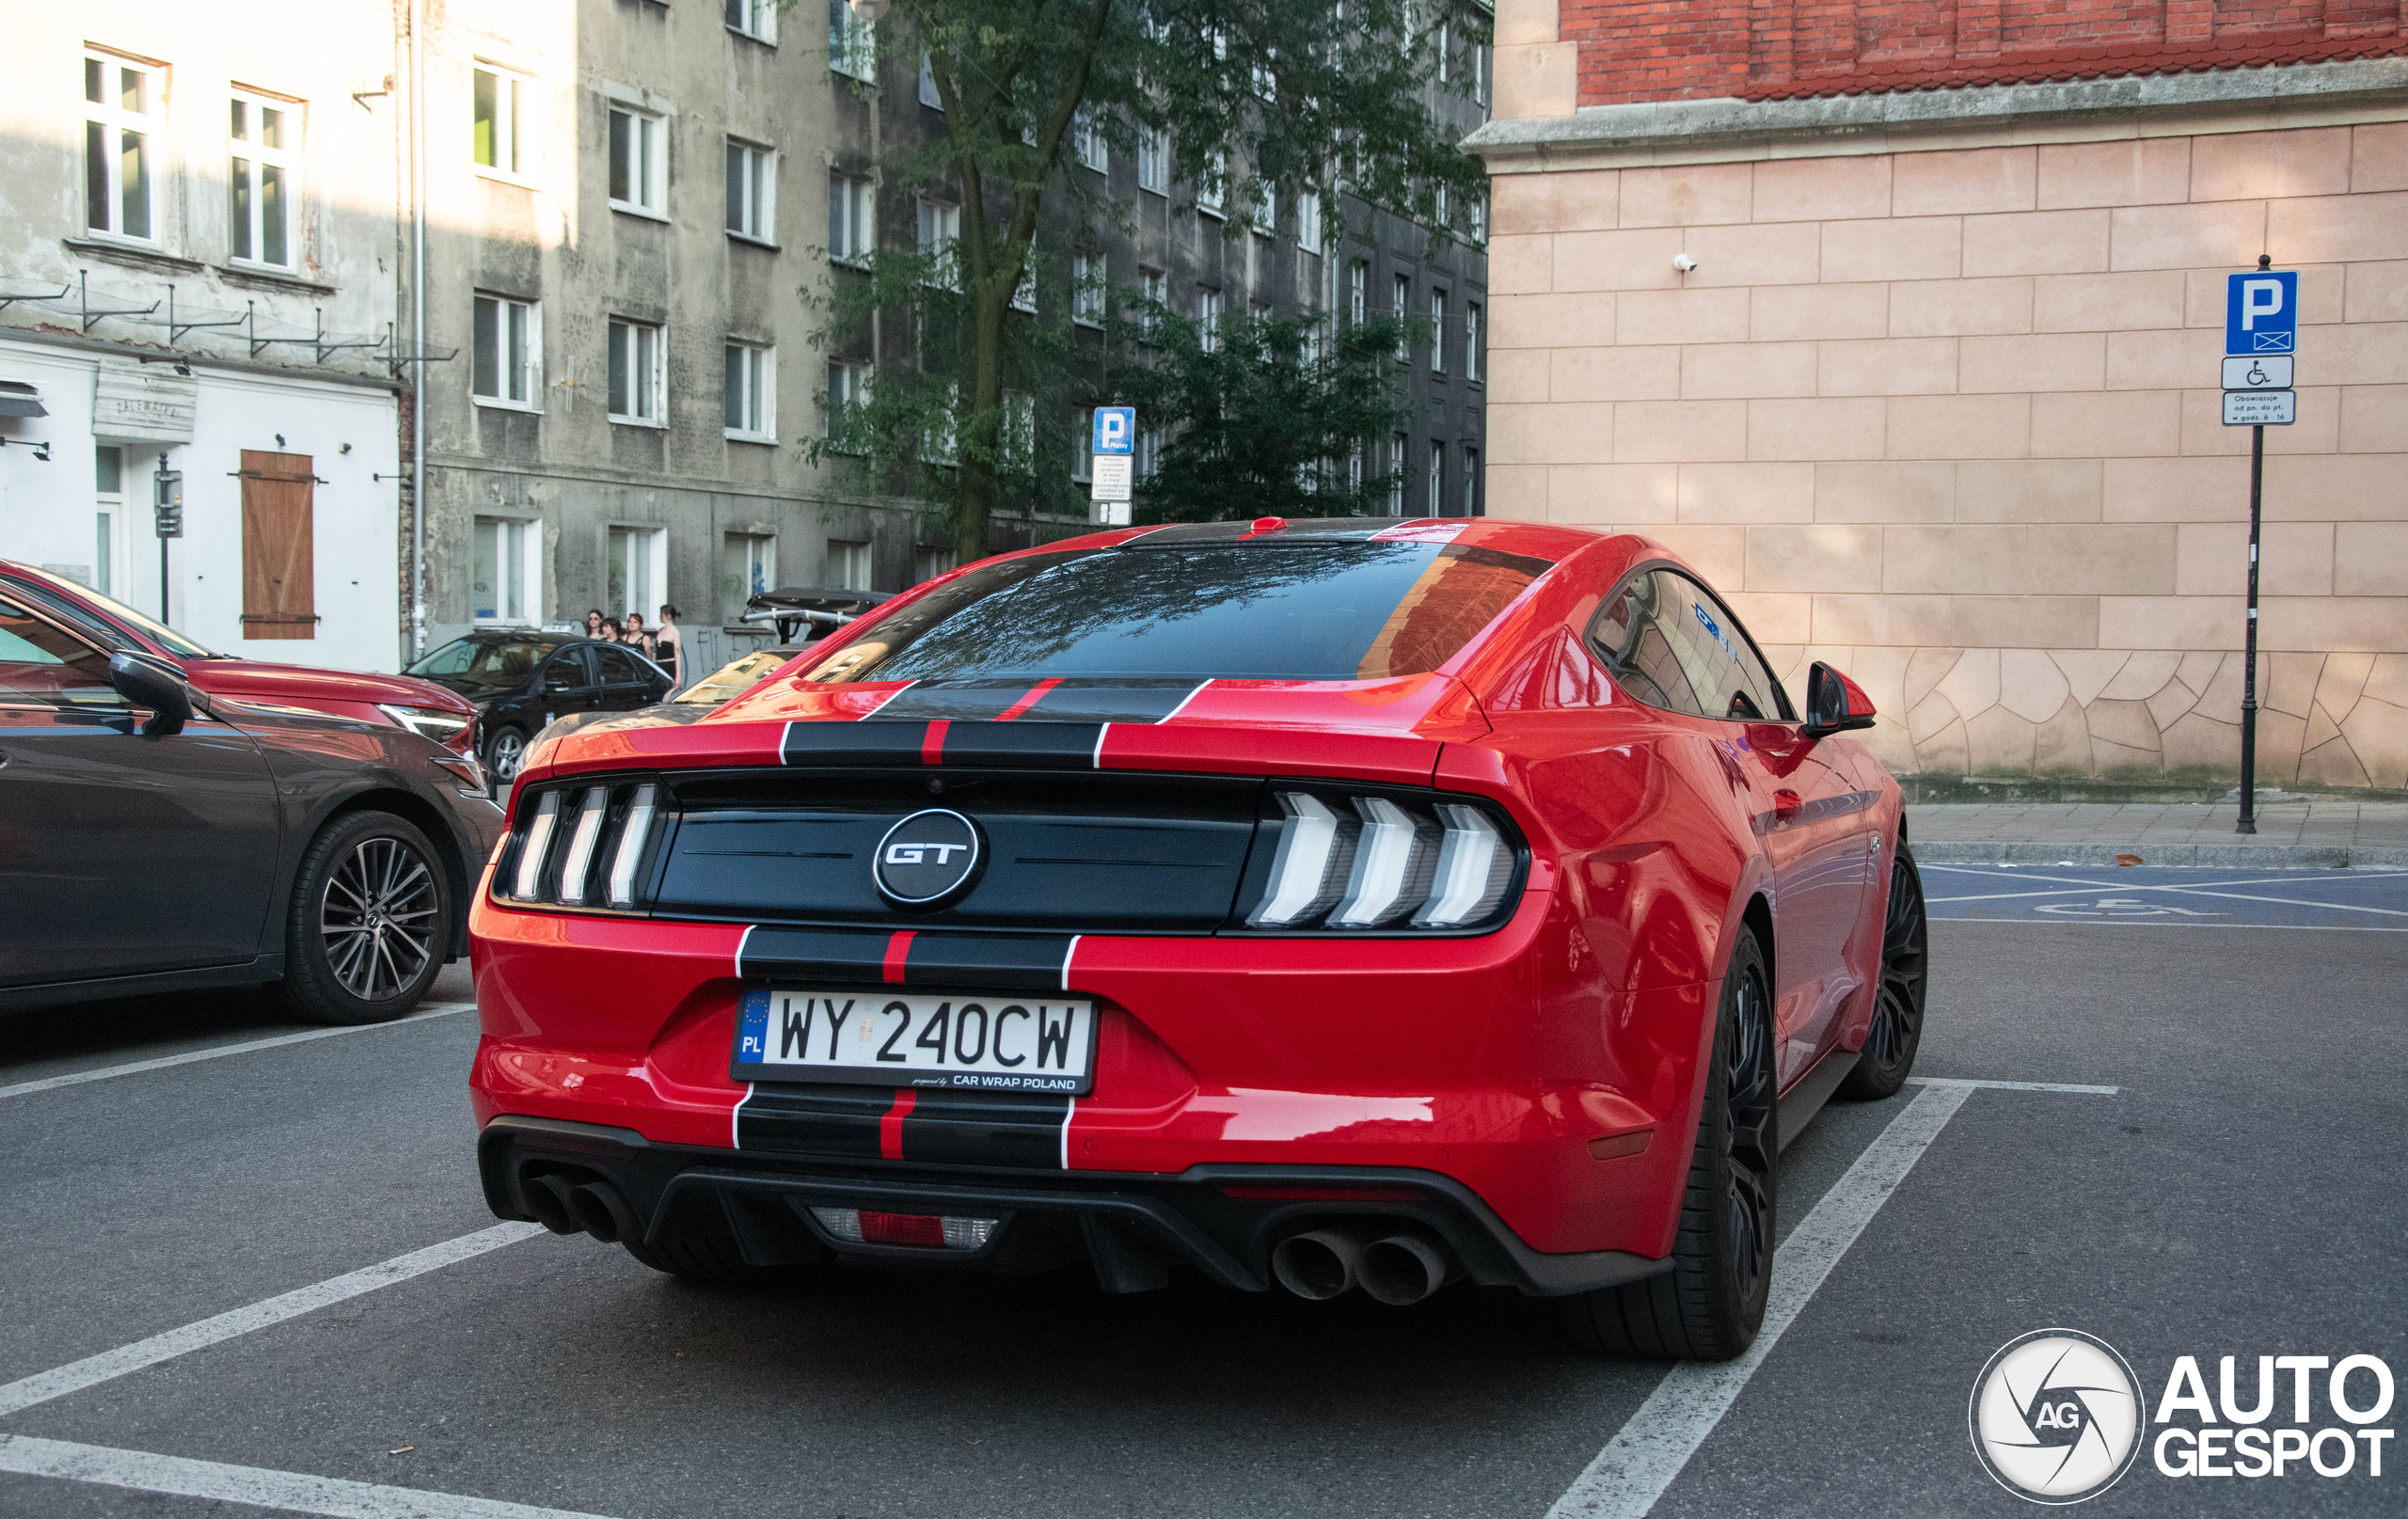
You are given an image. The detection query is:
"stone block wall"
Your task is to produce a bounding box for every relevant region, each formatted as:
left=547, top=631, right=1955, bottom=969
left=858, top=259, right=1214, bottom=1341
left=1480, top=121, right=2408, bottom=788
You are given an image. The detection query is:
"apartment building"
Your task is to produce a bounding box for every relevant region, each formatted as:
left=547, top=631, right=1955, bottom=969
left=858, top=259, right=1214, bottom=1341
left=0, top=4, right=405, bottom=671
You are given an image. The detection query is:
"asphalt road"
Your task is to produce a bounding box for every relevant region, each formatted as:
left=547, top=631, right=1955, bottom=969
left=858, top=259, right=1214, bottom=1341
left=2, top=881, right=2401, bottom=1518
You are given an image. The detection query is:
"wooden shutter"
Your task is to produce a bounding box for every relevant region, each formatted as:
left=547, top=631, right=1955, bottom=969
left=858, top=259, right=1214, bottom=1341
left=240, top=450, right=317, bottom=640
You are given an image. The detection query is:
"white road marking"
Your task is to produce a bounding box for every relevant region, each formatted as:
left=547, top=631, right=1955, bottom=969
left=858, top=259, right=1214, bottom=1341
left=0, top=1003, right=476, bottom=1103
left=1909, top=1077, right=2120, bottom=1094
left=0, top=1223, right=542, bottom=1418
left=1935, top=918, right=2408, bottom=933
left=0, top=1434, right=619, bottom=1519
left=1925, top=869, right=2408, bottom=906
left=1550, top=1082, right=1976, bottom=1519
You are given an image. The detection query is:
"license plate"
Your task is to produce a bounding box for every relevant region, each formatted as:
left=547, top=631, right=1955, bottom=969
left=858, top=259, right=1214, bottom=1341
left=731, top=989, right=1097, bottom=1095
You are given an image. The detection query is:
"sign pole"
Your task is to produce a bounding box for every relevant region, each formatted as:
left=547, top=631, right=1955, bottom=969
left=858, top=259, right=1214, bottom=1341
left=2238, top=418, right=2262, bottom=835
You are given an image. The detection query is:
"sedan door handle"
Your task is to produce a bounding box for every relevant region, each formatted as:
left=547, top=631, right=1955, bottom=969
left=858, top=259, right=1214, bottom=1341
left=1772, top=789, right=1802, bottom=822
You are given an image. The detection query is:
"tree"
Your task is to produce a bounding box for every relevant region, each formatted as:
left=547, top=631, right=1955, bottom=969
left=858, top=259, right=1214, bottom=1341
left=808, top=0, right=1490, bottom=562
left=1106, top=302, right=1418, bottom=522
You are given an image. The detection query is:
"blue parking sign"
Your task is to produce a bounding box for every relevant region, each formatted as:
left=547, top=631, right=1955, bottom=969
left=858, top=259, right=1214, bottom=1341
left=1092, top=406, right=1134, bottom=456
left=2226, top=270, right=2298, bottom=355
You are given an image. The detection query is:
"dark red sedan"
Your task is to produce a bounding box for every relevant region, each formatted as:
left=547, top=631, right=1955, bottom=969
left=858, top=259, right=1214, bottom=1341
left=0, top=560, right=479, bottom=763
left=467, top=517, right=1928, bottom=1359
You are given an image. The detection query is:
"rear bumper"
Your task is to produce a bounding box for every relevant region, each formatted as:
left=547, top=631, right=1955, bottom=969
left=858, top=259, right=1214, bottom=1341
left=479, top=1114, right=1669, bottom=1297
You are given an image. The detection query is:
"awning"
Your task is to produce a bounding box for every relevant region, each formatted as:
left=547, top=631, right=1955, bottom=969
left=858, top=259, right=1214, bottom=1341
left=0, top=380, right=45, bottom=418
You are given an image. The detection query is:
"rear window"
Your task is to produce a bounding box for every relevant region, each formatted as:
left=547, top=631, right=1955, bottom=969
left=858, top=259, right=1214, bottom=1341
left=795, top=542, right=1552, bottom=685
left=407, top=636, right=559, bottom=685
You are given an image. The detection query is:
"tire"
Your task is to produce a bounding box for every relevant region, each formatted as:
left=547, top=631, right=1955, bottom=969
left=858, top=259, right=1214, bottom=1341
left=621, top=1234, right=819, bottom=1287
left=277, top=811, right=450, bottom=1025
left=1560, top=930, right=1777, bottom=1361
left=483, top=724, right=529, bottom=785
left=1836, top=840, right=1928, bottom=1101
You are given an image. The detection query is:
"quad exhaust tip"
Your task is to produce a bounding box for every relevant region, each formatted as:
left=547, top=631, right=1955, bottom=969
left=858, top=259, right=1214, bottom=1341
left=1271, top=1226, right=1455, bottom=1305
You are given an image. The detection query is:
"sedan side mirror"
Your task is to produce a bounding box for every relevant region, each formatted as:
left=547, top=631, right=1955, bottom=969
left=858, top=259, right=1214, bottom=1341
left=1801, top=661, right=1877, bottom=740
left=108, top=652, right=193, bottom=736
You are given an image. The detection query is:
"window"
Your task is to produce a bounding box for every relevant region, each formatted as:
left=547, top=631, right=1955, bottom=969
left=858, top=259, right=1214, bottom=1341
left=1196, top=288, right=1223, bottom=352
left=1464, top=447, right=1481, bottom=516
left=726, top=532, right=775, bottom=604
left=828, top=172, right=872, bottom=262
left=1434, top=182, right=1450, bottom=234
left=1135, top=427, right=1160, bottom=482
left=725, top=341, right=773, bottom=441
left=1072, top=407, right=1093, bottom=482
left=94, top=447, right=122, bottom=599
left=1473, top=42, right=1489, bottom=107
left=1436, top=21, right=1451, bottom=83
left=473, top=293, right=540, bottom=408
left=1469, top=196, right=1485, bottom=245
left=1251, top=187, right=1275, bottom=239
left=1296, top=190, right=1323, bottom=255
left=471, top=64, right=525, bottom=175
left=1430, top=289, right=1447, bottom=374
left=726, top=140, right=775, bottom=241
left=607, top=318, right=665, bottom=424
left=914, top=546, right=955, bottom=585
left=827, top=539, right=872, bottom=592
left=1465, top=303, right=1481, bottom=382
left=922, top=382, right=960, bottom=464
left=1139, top=267, right=1166, bottom=340
left=1137, top=128, right=1168, bottom=195
left=1393, top=274, right=1410, bottom=360
left=1589, top=569, right=1786, bottom=722
left=473, top=517, right=538, bottom=623
left=1074, top=106, right=1107, bottom=172
left=609, top=104, right=665, bottom=215
left=84, top=54, right=159, bottom=241
left=229, top=93, right=295, bottom=267
left=1198, top=151, right=1226, bottom=218
left=1348, top=261, right=1367, bottom=325
left=919, top=55, right=943, bottom=109
left=826, top=360, right=869, bottom=445
left=1389, top=433, right=1407, bottom=514
left=1346, top=444, right=1363, bottom=498
left=828, top=0, right=875, bottom=79
left=607, top=527, right=665, bottom=621
left=1003, top=391, right=1035, bottom=471
left=1429, top=440, right=1446, bottom=514
left=1011, top=261, right=1037, bottom=313
left=1071, top=253, right=1103, bottom=327
left=727, top=0, right=777, bottom=43
left=916, top=198, right=959, bottom=289
left=0, top=597, right=116, bottom=707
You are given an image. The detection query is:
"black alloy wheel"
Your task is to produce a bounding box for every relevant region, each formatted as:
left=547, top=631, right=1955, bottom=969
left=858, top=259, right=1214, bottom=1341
left=1839, top=840, right=1928, bottom=1101
left=279, top=811, right=450, bottom=1025
left=485, top=724, right=529, bottom=783
left=1560, top=930, right=1778, bottom=1360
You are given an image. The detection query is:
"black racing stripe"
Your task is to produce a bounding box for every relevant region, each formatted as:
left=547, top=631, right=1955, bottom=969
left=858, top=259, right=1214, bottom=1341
left=736, top=1083, right=890, bottom=1160
left=870, top=681, right=1034, bottom=721
left=902, top=932, right=1074, bottom=991
left=943, top=720, right=1104, bottom=768
left=1027, top=679, right=1206, bottom=723
left=740, top=926, right=892, bottom=982
left=897, top=1089, right=1070, bottom=1169
left=782, top=720, right=927, bottom=767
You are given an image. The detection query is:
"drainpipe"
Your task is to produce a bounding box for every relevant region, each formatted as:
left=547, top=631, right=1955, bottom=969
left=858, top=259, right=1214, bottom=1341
left=410, top=0, right=428, bottom=657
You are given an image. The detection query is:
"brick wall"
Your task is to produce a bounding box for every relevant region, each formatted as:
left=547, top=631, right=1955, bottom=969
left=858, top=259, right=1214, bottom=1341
left=1563, top=0, right=2408, bottom=105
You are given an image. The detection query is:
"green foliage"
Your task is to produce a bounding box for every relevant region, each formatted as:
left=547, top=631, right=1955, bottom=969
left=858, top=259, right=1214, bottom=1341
left=1104, top=301, right=1419, bottom=522
left=801, top=0, right=1490, bottom=561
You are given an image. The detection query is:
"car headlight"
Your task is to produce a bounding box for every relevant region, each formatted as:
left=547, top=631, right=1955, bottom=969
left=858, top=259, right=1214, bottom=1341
left=378, top=703, right=473, bottom=741
left=1240, top=788, right=1524, bottom=933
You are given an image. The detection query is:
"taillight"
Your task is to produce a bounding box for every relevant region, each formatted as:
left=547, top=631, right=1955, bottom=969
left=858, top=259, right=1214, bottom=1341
left=1242, top=788, right=1522, bottom=935
left=494, top=778, right=671, bottom=911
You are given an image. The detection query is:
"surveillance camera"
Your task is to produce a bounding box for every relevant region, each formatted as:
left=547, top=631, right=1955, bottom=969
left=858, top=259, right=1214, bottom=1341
left=1672, top=253, right=1700, bottom=274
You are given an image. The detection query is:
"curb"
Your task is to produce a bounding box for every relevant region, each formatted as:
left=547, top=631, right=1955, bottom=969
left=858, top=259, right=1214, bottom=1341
left=1913, top=841, right=2408, bottom=870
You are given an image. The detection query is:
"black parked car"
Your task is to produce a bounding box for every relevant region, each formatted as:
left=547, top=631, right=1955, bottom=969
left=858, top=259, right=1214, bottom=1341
left=0, top=592, right=503, bottom=1023
left=404, top=632, right=674, bottom=783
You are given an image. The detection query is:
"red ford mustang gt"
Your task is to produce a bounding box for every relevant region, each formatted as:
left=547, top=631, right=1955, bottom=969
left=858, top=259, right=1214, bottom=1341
left=468, top=516, right=1928, bottom=1359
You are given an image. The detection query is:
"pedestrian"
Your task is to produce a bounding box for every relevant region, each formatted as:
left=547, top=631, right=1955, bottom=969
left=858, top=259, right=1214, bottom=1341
left=623, top=611, right=655, bottom=663
left=654, top=604, right=685, bottom=689
left=583, top=608, right=608, bottom=641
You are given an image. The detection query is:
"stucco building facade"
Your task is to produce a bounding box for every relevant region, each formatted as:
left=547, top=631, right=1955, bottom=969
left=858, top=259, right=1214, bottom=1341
left=1467, top=3, right=2408, bottom=790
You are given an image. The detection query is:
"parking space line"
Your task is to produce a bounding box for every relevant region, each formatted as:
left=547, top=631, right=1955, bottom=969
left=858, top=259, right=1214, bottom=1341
left=1924, top=870, right=2408, bottom=906
left=0, top=1433, right=620, bottom=1519
left=1935, top=919, right=2408, bottom=933
left=0, top=1223, right=541, bottom=1419
left=1548, top=1076, right=2113, bottom=1519
left=0, top=1003, right=475, bottom=1103
left=1909, top=1077, right=2120, bottom=1094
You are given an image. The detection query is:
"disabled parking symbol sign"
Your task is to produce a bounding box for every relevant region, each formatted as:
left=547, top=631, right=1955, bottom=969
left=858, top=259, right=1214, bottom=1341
left=2226, top=270, right=2298, bottom=355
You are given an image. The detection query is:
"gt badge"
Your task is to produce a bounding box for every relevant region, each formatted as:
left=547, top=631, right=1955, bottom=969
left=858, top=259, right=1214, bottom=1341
left=873, top=808, right=985, bottom=908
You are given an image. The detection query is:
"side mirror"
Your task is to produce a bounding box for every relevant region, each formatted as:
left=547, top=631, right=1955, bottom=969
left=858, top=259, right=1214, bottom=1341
left=108, top=652, right=192, bottom=736
left=1801, top=661, right=1876, bottom=740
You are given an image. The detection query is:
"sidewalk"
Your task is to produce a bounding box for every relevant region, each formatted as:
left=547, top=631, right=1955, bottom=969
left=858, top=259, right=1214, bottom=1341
left=1904, top=799, right=2408, bottom=869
